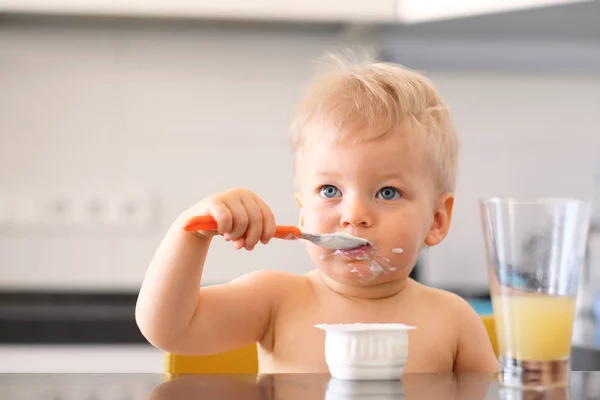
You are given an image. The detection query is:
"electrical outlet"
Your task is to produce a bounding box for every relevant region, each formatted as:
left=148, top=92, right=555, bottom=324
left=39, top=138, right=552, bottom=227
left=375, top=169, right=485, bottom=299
left=73, top=194, right=112, bottom=227
left=75, top=191, right=158, bottom=229
left=43, top=194, right=74, bottom=227
left=118, top=193, right=154, bottom=226
left=3, top=190, right=160, bottom=231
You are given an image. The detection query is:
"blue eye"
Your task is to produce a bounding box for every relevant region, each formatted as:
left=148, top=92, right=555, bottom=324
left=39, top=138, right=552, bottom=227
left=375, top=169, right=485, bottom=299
left=377, top=187, right=401, bottom=200
left=319, top=185, right=340, bottom=198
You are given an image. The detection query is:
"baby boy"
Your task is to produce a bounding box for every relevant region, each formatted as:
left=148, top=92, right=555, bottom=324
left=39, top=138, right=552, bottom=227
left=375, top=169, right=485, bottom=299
left=135, top=54, right=498, bottom=374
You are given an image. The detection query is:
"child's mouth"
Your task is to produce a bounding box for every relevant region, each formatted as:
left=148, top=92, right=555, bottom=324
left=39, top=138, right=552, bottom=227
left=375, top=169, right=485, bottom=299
left=338, top=245, right=372, bottom=258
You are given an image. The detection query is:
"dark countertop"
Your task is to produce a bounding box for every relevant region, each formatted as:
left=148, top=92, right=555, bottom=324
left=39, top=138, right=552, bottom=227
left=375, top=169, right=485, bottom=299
left=0, top=291, right=145, bottom=344
left=2, top=372, right=600, bottom=400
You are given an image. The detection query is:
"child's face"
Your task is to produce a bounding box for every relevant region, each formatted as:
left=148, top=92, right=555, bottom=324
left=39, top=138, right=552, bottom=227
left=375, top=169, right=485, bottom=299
left=295, top=129, right=454, bottom=287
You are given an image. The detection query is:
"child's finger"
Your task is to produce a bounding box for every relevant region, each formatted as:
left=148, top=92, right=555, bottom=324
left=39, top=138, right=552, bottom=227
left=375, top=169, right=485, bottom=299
left=206, top=199, right=233, bottom=235
left=256, top=197, right=276, bottom=244
left=233, top=238, right=245, bottom=250
left=241, top=196, right=263, bottom=250
left=226, top=199, right=249, bottom=241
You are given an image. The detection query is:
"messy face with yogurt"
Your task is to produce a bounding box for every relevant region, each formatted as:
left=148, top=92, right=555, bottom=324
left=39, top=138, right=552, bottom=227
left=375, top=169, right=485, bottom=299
left=295, top=124, right=452, bottom=291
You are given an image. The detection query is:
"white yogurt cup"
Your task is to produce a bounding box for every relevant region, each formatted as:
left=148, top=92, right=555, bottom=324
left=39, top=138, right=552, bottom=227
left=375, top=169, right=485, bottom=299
left=315, top=323, right=415, bottom=381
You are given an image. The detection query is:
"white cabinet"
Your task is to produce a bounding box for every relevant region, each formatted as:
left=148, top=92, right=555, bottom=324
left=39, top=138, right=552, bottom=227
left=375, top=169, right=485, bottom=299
left=0, top=345, right=164, bottom=373
left=0, top=0, right=397, bottom=22
left=0, top=0, right=592, bottom=23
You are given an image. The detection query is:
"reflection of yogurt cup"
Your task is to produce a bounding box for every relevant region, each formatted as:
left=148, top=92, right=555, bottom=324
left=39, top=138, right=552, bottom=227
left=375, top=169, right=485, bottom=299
left=326, top=377, right=406, bottom=400
left=315, top=323, right=415, bottom=381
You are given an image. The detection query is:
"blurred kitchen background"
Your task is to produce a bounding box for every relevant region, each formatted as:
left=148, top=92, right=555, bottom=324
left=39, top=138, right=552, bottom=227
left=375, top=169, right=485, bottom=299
left=1, top=0, right=599, bottom=373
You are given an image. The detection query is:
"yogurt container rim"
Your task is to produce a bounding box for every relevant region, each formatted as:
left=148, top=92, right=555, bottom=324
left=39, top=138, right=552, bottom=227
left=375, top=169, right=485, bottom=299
left=315, top=323, right=416, bottom=332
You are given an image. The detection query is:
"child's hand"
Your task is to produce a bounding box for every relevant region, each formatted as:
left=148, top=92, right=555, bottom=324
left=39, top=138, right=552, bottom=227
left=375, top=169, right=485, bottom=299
left=185, top=188, right=276, bottom=251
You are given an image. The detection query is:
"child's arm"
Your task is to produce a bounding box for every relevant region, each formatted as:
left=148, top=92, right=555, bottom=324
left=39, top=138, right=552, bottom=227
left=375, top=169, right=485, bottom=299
left=135, top=188, right=280, bottom=355
left=453, top=303, right=499, bottom=372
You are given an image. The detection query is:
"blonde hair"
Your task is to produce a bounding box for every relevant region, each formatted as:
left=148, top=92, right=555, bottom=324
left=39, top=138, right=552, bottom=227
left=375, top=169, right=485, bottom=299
left=290, top=51, right=459, bottom=194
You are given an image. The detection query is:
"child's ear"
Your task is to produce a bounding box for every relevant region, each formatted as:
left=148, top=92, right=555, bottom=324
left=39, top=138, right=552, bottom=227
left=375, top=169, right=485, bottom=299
left=425, top=193, right=454, bottom=247
left=295, top=193, right=304, bottom=228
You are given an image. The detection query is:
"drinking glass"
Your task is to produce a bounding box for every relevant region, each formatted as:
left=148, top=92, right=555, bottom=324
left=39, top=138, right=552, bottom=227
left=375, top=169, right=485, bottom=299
left=480, top=197, right=591, bottom=389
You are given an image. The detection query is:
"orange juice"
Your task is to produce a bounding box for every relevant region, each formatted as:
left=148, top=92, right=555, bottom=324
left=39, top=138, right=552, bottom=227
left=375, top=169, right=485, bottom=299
left=492, top=294, right=576, bottom=361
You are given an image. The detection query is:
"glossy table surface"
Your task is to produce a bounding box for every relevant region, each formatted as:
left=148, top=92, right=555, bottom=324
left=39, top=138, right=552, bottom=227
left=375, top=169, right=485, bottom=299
left=2, top=372, right=600, bottom=400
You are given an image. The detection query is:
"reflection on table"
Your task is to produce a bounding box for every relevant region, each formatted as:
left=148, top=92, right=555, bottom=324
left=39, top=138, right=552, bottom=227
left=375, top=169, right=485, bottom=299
left=1, top=372, right=599, bottom=400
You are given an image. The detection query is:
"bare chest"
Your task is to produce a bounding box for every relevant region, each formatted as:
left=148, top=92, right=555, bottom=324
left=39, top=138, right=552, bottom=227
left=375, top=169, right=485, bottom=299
left=258, top=298, right=456, bottom=374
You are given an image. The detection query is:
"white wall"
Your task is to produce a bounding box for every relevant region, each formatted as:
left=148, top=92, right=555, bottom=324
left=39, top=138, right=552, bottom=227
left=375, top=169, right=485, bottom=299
left=0, top=20, right=347, bottom=290
left=421, top=72, right=600, bottom=289
left=1, top=18, right=599, bottom=292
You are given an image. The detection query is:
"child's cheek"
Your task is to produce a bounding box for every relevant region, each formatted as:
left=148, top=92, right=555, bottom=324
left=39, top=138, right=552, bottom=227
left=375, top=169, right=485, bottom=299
left=305, top=242, right=329, bottom=266
left=302, top=208, right=337, bottom=233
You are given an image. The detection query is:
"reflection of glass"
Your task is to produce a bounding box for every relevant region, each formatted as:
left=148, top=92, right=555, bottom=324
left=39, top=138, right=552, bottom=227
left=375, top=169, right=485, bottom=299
left=499, top=386, right=570, bottom=400
left=480, top=198, right=591, bottom=390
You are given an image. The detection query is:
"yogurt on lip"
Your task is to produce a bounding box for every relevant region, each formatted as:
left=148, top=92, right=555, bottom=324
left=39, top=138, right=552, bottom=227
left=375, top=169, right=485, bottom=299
left=337, top=246, right=371, bottom=260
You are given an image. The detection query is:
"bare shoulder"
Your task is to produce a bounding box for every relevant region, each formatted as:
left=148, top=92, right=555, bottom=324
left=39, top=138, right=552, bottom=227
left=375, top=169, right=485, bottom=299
left=225, top=269, right=313, bottom=308
left=229, top=269, right=309, bottom=292
left=411, top=283, right=497, bottom=372
left=229, top=268, right=304, bottom=286
left=418, top=283, right=491, bottom=337
left=411, top=281, right=477, bottom=317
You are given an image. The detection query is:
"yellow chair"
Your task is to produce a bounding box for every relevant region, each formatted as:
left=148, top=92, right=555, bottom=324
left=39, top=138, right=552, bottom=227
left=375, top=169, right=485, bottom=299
left=480, top=314, right=498, bottom=357
left=164, top=343, right=259, bottom=378
left=164, top=316, right=499, bottom=376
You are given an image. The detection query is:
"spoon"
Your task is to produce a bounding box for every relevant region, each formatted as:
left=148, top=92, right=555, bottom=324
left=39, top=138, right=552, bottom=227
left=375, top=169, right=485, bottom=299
left=183, top=215, right=370, bottom=250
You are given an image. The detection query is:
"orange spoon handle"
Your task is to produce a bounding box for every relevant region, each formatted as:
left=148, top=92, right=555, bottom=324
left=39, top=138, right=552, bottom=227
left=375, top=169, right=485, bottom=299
left=183, top=215, right=302, bottom=240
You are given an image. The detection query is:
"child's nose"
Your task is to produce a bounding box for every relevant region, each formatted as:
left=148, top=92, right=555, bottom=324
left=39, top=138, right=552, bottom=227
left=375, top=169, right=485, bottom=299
left=340, top=199, right=373, bottom=228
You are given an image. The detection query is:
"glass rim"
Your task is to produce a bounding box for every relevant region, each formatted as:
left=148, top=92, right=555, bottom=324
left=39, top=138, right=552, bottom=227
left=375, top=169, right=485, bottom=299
left=479, top=197, right=589, bottom=206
